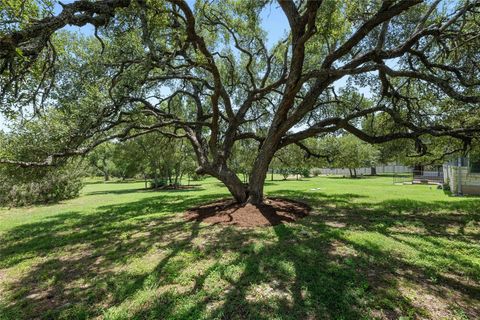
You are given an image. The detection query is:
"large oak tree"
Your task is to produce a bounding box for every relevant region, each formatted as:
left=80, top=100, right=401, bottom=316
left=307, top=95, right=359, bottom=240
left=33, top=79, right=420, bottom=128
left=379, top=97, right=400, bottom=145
left=1, top=0, right=480, bottom=204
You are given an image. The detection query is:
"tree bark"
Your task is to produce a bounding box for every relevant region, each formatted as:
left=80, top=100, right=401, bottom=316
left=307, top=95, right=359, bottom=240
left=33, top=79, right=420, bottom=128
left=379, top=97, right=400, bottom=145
left=154, top=169, right=159, bottom=188
left=198, top=163, right=248, bottom=203
left=247, top=150, right=274, bottom=204
left=101, top=158, right=109, bottom=181
left=217, top=168, right=248, bottom=203
left=247, top=178, right=264, bottom=204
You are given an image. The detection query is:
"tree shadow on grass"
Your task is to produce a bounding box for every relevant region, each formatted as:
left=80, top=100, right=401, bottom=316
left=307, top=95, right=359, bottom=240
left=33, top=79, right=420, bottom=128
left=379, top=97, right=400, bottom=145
left=0, top=189, right=479, bottom=319
left=85, top=188, right=150, bottom=196
left=0, top=192, right=221, bottom=319
left=83, top=180, right=145, bottom=185
left=85, top=185, right=204, bottom=196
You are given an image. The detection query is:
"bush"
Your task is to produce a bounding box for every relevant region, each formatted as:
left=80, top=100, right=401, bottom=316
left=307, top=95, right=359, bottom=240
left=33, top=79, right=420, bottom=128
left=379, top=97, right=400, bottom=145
left=311, top=168, right=322, bottom=177
left=0, top=165, right=84, bottom=207
left=299, top=167, right=310, bottom=178
left=149, top=179, right=167, bottom=189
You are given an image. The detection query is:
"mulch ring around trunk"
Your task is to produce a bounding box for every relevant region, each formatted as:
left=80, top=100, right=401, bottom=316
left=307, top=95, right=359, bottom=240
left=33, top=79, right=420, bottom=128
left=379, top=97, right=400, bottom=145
left=184, top=197, right=311, bottom=227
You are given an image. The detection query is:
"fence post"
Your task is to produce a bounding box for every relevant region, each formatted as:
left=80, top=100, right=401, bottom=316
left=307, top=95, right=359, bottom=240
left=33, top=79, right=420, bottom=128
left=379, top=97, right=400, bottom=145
left=458, top=157, right=462, bottom=195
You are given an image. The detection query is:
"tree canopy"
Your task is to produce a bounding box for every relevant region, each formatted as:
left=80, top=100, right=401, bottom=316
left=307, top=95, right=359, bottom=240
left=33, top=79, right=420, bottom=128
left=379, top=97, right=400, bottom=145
left=1, top=0, right=480, bottom=203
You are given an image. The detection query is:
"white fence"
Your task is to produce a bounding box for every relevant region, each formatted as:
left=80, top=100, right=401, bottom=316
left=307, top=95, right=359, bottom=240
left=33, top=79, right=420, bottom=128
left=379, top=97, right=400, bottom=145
left=318, top=165, right=411, bottom=176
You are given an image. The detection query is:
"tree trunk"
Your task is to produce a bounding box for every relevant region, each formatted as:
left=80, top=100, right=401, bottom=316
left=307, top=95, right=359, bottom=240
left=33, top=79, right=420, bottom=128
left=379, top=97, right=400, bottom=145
left=371, top=167, right=376, bottom=176
left=414, top=165, right=423, bottom=176
left=247, top=178, right=264, bottom=204
left=173, top=167, right=180, bottom=187
left=154, top=169, right=159, bottom=188
left=167, top=168, right=172, bottom=185
left=247, top=150, right=274, bottom=204
left=175, top=163, right=181, bottom=186
left=179, top=171, right=184, bottom=186
left=216, top=167, right=248, bottom=203
left=101, top=157, right=109, bottom=181
left=353, top=168, right=357, bottom=178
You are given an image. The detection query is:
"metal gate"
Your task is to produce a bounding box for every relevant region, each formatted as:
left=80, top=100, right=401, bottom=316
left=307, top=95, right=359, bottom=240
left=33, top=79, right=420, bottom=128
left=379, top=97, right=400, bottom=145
left=413, top=170, right=444, bottom=184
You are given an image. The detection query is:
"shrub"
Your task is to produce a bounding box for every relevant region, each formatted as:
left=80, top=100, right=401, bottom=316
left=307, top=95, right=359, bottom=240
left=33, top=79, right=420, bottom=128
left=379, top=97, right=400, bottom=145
left=311, top=168, right=322, bottom=177
left=149, top=179, right=167, bottom=189
left=0, top=164, right=84, bottom=207
left=299, top=168, right=310, bottom=178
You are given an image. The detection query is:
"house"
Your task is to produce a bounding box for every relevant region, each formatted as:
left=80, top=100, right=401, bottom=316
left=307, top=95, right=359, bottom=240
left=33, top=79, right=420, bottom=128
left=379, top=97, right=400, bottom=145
left=443, top=156, right=480, bottom=195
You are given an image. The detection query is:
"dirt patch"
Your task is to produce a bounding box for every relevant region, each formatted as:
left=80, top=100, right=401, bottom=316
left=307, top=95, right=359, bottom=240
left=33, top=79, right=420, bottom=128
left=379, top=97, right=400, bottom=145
left=184, top=198, right=310, bottom=227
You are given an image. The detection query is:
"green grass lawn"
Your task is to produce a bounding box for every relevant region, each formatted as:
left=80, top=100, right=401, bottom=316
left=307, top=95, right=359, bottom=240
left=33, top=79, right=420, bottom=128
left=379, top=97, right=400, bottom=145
left=0, top=176, right=479, bottom=319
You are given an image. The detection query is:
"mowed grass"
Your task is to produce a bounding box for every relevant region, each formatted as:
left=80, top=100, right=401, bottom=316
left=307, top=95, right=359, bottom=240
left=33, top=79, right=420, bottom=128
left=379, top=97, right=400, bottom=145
left=0, top=175, right=479, bottom=320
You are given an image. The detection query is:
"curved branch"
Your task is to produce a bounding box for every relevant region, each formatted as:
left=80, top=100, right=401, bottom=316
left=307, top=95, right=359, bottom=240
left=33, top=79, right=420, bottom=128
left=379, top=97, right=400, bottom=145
left=0, top=0, right=131, bottom=60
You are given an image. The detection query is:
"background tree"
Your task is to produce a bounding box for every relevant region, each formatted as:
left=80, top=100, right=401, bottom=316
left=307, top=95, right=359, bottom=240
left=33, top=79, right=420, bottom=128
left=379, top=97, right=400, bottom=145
left=229, top=139, right=256, bottom=184
left=269, top=144, right=314, bottom=180
left=87, top=143, right=116, bottom=181
left=85, top=135, right=197, bottom=187
left=1, top=0, right=480, bottom=205
left=115, top=134, right=198, bottom=188
left=271, top=146, right=300, bottom=181
left=110, top=140, right=145, bottom=180
left=331, top=135, right=380, bottom=178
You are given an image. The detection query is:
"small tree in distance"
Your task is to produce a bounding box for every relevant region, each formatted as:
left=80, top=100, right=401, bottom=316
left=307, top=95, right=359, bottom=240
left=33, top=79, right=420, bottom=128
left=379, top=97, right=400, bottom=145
left=332, top=135, right=380, bottom=178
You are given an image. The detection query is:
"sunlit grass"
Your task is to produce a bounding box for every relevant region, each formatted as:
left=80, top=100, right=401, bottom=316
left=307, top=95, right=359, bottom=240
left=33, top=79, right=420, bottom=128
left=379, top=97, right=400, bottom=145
left=1, top=175, right=479, bottom=319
